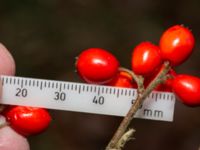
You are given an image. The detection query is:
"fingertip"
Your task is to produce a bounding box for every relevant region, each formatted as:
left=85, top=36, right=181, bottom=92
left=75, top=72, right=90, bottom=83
left=0, top=43, right=16, bottom=75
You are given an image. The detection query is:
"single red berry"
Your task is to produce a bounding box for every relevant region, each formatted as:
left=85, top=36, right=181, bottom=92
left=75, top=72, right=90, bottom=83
left=76, top=48, right=119, bottom=84
left=107, top=71, right=137, bottom=88
left=131, top=42, right=162, bottom=76
left=5, top=106, right=51, bottom=136
left=159, top=25, right=195, bottom=66
left=172, top=75, right=200, bottom=107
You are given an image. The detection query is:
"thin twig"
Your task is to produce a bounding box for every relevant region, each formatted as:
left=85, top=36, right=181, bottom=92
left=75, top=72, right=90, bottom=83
left=118, top=67, right=144, bottom=93
left=142, top=61, right=171, bottom=99
left=105, top=62, right=171, bottom=150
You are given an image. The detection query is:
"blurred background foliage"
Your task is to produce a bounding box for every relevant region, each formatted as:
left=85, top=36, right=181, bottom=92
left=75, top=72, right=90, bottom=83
left=0, top=0, right=200, bottom=150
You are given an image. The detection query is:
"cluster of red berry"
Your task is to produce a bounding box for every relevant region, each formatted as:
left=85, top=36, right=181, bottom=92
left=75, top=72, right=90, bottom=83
left=76, top=25, right=200, bottom=107
left=0, top=24, right=199, bottom=139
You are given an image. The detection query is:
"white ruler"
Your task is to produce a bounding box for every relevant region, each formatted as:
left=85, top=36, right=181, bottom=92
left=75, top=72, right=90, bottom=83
left=0, top=75, right=176, bottom=122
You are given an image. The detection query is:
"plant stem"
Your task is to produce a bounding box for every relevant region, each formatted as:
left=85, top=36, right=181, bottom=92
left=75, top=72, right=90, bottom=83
left=142, top=62, right=171, bottom=99
left=105, top=62, right=171, bottom=150
left=118, top=67, right=144, bottom=92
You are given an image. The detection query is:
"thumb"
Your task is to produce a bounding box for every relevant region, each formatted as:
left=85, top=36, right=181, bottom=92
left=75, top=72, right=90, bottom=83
left=0, top=43, right=15, bottom=76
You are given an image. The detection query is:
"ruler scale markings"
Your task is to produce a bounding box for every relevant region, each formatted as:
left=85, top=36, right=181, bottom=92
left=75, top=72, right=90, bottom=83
left=55, top=82, right=58, bottom=89
left=167, top=94, right=170, bottom=100
left=28, top=79, right=31, bottom=86
left=47, top=81, right=50, bottom=88
left=105, top=87, right=109, bottom=94
left=67, top=83, right=70, bottom=90
left=160, top=93, right=163, bottom=100
left=5, top=77, right=8, bottom=84
left=86, top=85, right=89, bottom=92
left=97, top=87, right=100, bottom=95
left=89, top=85, right=93, bottom=92
left=40, top=81, right=43, bottom=90
left=163, top=93, right=166, bottom=100
left=3, top=77, right=6, bottom=84
left=1, top=77, right=4, bottom=85
left=124, top=89, right=127, bottom=96
left=78, top=84, right=81, bottom=94
left=28, top=79, right=32, bottom=86
left=82, top=85, right=86, bottom=92
left=116, top=89, right=120, bottom=98
left=5, top=76, right=8, bottom=84
left=13, top=78, right=16, bottom=85
left=120, top=89, right=124, bottom=96
left=121, top=89, right=124, bottom=97
left=159, top=93, right=162, bottom=99
left=21, top=79, right=24, bottom=88
left=101, top=87, right=104, bottom=94
left=171, top=95, right=174, bottom=101
left=151, top=93, right=154, bottom=99
left=0, top=76, right=176, bottom=122
left=109, top=87, right=112, bottom=94
left=157, top=93, right=159, bottom=100
left=9, top=77, right=12, bottom=84
left=155, top=93, right=158, bottom=101
left=32, top=80, right=35, bottom=87
left=105, top=87, right=108, bottom=94
left=51, top=82, right=54, bottom=88
left=71, top=83, right=74, bottom=90
left=113, top=88, right=116, bottom=95
left=132, top=90, right=135, bottom=97
left=89, top=85, right=94, bottom=92
left=24, top=79, right=27, bottom=86
left=63, top=83, right=66, bottom=90
left=6, top=78, right=9, bottom=84
left=94, top=86, right=97, bottom=93
left=74, top=84, right=78, bottom=91
left=59, top=83, right=62, bottom=92
left=44, top=81, right=47, bottom=88
left=16, top=78, right=19, bottom=85
left=128, top=90, right=131, bottom=97
left=36, top=80, right=39, bottom=87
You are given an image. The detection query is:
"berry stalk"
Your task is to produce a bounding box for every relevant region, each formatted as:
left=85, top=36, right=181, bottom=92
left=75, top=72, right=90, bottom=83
left=105, top=61, right=171, bottom=150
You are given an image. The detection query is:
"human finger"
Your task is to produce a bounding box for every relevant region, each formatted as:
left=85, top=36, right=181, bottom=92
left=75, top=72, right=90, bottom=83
left=0, top=43, right=15, bottom=75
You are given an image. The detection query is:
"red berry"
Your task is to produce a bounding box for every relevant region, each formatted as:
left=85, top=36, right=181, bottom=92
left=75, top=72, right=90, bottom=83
left=76, top=48, right=119, bottom=84
left=5, top=106, right=51, bottom=136
left=159, top=25, right=195, bottom=66
left=107, top=71, right=137, bottom=88
left=172, top=75, right=200, bottom=107
left=131, top=42, right=162, bottom=76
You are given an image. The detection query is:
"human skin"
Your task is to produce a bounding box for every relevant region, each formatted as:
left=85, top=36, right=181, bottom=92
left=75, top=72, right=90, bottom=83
left=0, top=43, right=30, bottom=150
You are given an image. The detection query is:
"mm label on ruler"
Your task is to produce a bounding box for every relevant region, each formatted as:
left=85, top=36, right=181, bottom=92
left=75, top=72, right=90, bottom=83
left=0, top=76, right=176, bottom=122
